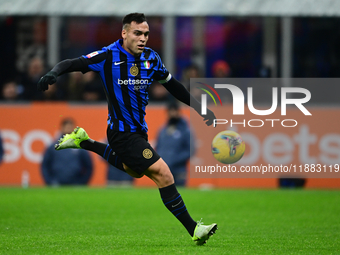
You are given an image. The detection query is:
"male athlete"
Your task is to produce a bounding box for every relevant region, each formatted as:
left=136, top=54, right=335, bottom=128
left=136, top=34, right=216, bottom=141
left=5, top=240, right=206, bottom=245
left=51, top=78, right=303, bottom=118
left=37, top=13, right=217, bottom=245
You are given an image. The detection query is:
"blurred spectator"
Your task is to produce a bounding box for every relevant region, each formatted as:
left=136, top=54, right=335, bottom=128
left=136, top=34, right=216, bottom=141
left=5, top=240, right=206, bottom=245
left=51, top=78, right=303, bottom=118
left=179, top=64, right=202, bottom=101
left=41, top=118, right=93, bottom=186
left=64, top=71, right=104, bottom=101
left=259, top=66, right=272, bottom=78
left=1, top=80, right=23, bottom=101
left=16, top=18, right=47, bottom=73
left=39, top=83, right=66, bottom=101
left=81, top=72, right=105, bottom=101
left=0, top=131, right=4, bottom=165
left=155, top=102, right=195, bottom=186
left=149, top=81, right=170, bottom=102
left=180, top=64, right=201, bottom=90
left=211, top=60, right=233, bottom=103
left=20, top=56, right=46, bottom=100
left=66, top=72, right=85, bottom=101
left=211, top=60, right=231, bottom=78
left=20, top=56, right=64, bottom=100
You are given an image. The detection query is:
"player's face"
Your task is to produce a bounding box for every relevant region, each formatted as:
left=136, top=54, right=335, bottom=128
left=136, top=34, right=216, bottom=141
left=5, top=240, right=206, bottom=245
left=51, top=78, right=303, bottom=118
left=122, top=21, right=149, bottom=56
left=61, top=122, right=75, bottom=135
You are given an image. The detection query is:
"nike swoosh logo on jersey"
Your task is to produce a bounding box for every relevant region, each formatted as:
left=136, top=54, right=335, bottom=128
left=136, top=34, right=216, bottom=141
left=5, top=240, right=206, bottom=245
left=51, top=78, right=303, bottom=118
left=172, top=200, right=182, bottom=207
left=114, top=61, right=125, bottom=65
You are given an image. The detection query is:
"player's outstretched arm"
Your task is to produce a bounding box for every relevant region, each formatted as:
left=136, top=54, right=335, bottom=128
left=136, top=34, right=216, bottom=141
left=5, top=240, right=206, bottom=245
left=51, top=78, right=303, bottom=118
left=162, top=77, right=216, bottom=126
left=37, top=58, right=88, bottom=92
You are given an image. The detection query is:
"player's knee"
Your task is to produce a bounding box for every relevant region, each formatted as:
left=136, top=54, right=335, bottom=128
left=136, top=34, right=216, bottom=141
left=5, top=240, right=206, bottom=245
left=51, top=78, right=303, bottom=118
left=146, top=159, right=174, bottom=186
left=160, top=169, right=173, bottom=182
left=157, top=164, right=174, bottom=185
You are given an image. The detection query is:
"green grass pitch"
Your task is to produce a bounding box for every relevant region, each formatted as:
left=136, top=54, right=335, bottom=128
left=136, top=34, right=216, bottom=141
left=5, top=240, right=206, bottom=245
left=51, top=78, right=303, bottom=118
left=0, top=187, right=339, bottom=254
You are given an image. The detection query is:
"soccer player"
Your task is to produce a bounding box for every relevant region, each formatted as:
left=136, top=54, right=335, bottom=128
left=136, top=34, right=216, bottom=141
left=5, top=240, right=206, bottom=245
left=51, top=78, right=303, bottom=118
left=37, top=13, right=217, bottom=245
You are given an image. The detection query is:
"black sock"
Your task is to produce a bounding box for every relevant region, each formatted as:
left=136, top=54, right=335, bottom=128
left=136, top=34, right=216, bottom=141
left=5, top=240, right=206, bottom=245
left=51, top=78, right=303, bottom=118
left=159, top=183, right=197, bottom=236
left=80, top=139, right=125, bottom=172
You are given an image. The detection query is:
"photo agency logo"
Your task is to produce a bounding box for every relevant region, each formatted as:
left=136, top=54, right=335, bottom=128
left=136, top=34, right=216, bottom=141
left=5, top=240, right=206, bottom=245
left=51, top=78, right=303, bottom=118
left=198, top=82, right=312, bottom=128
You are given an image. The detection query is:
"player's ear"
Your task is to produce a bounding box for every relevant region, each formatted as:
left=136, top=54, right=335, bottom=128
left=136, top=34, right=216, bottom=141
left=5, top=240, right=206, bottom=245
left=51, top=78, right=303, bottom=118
left=122, top=29, right=127, bottom=39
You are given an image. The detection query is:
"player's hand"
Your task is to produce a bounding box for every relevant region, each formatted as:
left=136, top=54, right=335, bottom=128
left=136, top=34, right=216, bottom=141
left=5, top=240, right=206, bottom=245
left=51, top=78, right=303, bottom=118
left=37, top=71, right=57, bottom=91
left=203, top=108, right=216, bottom=126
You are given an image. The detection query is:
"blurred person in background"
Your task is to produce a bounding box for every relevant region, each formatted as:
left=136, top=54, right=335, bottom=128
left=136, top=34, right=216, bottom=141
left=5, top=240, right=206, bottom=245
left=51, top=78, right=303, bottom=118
left=64, top=71, right=104, bottom=101
left=37, top=82, right=64, bottom=101
left=82, top=84, right=102, bottom=101
left=211, top=60, right=233, bottom=103
left=180, top=64, right=202, bottom=100
left=21, top=56, right=64, bottom=100
left=180, top=64, right=201, bottom=90
left=20, top=56, right=46, bottom=100
left=211, top=60, right=231, bottom=78
left=148, top=81, right=170, bottom=102
left=65, top=72, right=85, bottom=101
left=1, top=80, right=23, bottom=101
left=0, top=131, right=4, bottom=166
left=41, top=118, right=93, bottom=186
left=156, top=102, right=195, bottom=186
left=81, top=72, right=105, bottom=101
left=16, top=18, right=47, bottom=74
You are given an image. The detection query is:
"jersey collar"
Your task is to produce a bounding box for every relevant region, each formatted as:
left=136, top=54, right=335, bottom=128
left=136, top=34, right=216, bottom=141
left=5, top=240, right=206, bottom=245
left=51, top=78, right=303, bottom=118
left=117, top=39, right=142, bottom=59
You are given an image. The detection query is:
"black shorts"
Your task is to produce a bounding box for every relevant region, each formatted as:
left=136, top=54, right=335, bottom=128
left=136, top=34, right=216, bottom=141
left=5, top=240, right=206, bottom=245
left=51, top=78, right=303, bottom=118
left=107, top=127, right=160, bottom=175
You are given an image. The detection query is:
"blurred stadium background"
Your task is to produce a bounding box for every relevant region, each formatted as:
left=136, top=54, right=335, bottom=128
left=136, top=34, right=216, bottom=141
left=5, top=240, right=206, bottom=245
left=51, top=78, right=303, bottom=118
left=0, top=0, right=340, bottom=188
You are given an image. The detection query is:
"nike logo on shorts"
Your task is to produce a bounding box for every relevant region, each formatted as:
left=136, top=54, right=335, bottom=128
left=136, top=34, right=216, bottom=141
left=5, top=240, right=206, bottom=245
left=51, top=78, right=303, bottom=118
left=114, top=61, right=125, bottom=65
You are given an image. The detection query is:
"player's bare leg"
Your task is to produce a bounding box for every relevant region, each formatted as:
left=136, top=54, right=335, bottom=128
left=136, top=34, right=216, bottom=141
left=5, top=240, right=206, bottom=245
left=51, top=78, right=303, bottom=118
left=142, top=158, right=174, bottom=187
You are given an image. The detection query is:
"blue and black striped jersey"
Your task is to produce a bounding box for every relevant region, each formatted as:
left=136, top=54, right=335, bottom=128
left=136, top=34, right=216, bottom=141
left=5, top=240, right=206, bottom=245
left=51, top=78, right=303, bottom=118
left=82, top=39, right=172, bottom=133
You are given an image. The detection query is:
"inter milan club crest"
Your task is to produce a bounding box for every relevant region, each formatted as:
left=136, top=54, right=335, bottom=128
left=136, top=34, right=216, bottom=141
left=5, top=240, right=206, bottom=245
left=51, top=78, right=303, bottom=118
left=130, top=64, right=139, bottom=76
left=142, top=148, right=153, bottom=159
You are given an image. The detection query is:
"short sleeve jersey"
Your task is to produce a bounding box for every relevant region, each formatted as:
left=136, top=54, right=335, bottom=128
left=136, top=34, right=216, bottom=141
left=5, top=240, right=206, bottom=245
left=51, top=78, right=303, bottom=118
left=82, top=39, right=172, bottom=133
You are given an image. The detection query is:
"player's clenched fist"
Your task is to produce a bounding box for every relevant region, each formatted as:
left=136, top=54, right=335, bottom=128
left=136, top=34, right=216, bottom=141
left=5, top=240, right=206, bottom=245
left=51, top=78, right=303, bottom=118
left=37, top=71, right=57, bottom=91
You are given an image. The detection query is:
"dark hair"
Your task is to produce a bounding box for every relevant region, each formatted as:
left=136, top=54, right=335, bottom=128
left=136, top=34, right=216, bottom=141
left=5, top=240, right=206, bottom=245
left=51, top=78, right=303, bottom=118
left=122, top=13, right=147, bottom=29
left=60, top=117, right=75, bottom=127
left=167, top=101, right=180, bottom=111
